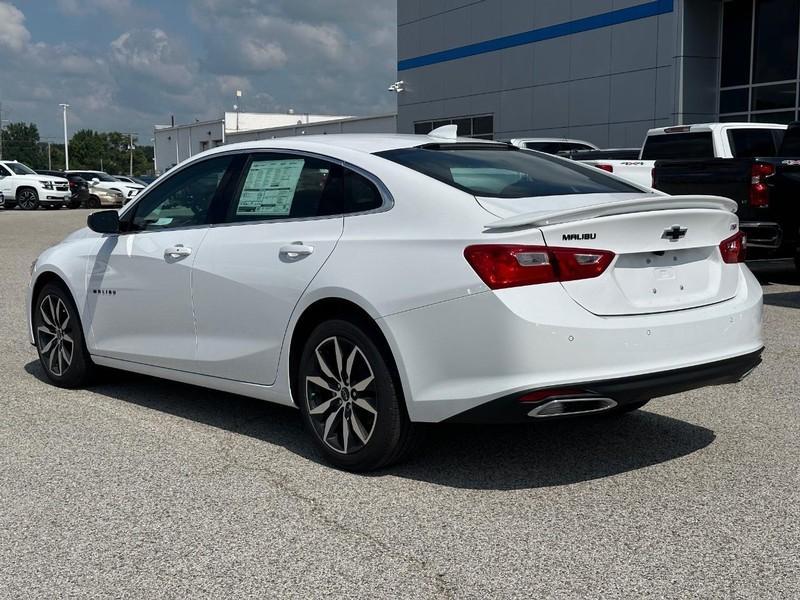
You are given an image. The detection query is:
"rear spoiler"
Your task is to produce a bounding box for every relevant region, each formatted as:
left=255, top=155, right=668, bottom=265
left=483, top=195, right=737, bottom=230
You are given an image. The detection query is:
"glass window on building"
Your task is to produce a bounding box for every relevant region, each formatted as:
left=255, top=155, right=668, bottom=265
left=412, top=115, right=494, bottom=140
left=720, top=0, right=800, bottom=123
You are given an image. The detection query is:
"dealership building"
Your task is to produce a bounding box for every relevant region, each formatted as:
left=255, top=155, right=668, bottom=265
left=396, top=0, right=800, bottom=146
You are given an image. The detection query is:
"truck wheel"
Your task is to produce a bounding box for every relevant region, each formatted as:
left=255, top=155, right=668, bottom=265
left=17, top=188, right=40, bottom=210
left=87, top=195, right=101, bottom=209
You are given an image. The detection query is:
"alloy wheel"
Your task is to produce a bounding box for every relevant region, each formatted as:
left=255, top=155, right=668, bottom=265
left=18, top=190, right=37, bottom=210
left=305, top=336, right=378, bottom=454
left=36, top=294, right=74, bottom=377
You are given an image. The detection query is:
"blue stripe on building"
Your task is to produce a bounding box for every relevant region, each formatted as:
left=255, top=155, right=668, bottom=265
left=397, top=0, right=674, bottom=71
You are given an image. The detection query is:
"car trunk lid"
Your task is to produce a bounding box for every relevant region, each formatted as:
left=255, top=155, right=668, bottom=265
left=481, top=194, right=741, bottom=316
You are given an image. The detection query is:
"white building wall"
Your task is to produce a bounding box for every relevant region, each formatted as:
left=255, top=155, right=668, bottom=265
left=225, top=114, right=397, bottom=143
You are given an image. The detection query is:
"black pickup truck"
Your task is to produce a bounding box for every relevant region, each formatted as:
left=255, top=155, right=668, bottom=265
left=653, top=123, right=800, bottom=270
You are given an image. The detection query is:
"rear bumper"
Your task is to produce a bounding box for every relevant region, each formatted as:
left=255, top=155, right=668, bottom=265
left=446, top=348, right=762, bottom=423
left=380, top=266, right=763, bottom=423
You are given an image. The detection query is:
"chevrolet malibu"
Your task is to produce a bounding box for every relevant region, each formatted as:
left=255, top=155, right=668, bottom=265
left=28, top=129, right=763, bottom=471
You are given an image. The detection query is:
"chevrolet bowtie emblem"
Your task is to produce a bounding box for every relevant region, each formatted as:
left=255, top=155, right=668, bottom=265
left=662, top=225, right=687, bottom=241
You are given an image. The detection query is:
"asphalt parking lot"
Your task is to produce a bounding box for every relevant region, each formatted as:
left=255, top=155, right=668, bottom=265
left=1, top=209, right=799, bottom=599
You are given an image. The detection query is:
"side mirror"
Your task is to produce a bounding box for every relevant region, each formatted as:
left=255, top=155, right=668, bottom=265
left=91, top=178, right=100, bottom=185
left=87, top=210, right=120, bottom=234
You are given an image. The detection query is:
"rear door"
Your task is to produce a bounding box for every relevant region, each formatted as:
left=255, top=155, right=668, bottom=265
left=191, top=152, right=346, bottom=385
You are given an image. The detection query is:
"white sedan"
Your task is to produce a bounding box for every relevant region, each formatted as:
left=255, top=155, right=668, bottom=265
left=28, top=130, right=763, bottom=471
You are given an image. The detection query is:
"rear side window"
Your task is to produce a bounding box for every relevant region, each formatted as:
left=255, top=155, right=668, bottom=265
left=376, top=146, right=640, bottom=199
left=641, top=133, right=715, bottom=160
left=523, top=142, right=559, bottom=154
left=345, top=171, right=383, bottom=213
left=727, top=128, right=785, bottom=158
left=225, top=154, right=344, bottom=223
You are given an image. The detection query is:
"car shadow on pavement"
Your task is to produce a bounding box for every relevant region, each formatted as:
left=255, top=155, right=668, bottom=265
left=25, top=361, right=715, bottom=491
left=763, top=291, right=800, bottom=309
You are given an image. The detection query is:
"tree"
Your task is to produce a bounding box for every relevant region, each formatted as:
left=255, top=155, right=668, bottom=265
left=68, top=129, right=154, bottom=175
left=1, top=122, right=46, bottom=169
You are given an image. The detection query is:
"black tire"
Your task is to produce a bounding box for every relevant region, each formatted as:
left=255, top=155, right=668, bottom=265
left=87, top=195, right=101, bottom=209
left=794, top=251, right=800, bottom=273
left=17, top=187, right=39, bottom=210
left=297, top=319, right=424, bottom=471
left=33, top=283, right=95, bottom=388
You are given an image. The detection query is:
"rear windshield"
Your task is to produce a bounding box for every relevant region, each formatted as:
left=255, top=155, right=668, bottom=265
left=641, top=132, right=715, bottom=160
left=376, top=145, right=640, bottom=198
left=727, top=128, right=785, bottom=158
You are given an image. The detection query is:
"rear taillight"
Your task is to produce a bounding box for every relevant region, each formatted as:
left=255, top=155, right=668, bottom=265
left=750, top=162, right=775, bottom=208
left=719, top=231, right=747, bottom=264
left=595, top=164, right=613, bottom=173
left=464, top=245, right=615, bottom=289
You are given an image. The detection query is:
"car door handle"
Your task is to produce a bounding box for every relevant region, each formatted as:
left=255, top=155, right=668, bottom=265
left=279, top=243, right=314, bottom=259
left=164, top=245, right=192, bottom=259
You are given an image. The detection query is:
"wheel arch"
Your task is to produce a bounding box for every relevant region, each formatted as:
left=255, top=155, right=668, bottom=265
left=15, top=184, right=37, bottom=198
left=287, top=297, right=408, bottom=414
left=29, top=269, right=83, bottom=344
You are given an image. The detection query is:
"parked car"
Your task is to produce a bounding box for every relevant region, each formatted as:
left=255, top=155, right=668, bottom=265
left=113, top=175, right=151, bottom=187
left=576, top=122, right=789, bottom=188
left=37, top=170, right=89, bottom=209
left=653, top=121, right=800, bottom=268
left=88, top=187, right=125, bottom=208
left=65, top=170, right=144, bottom=201
left=0, top=161, right=72, bottom=210
left=508, top=138, right=599, bottom=154
left=28, top=131, right=763, bottom=471
left=560, top=148, right=642, bottom=162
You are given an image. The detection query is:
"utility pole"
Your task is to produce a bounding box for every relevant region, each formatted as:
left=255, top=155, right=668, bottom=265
left=128, top=132, right=134, bottom=176
left=59, top=103, right=70, bottom=170
left=0, top=101, right=4, bottom=160
left=48, top=142, right=52, bottom=170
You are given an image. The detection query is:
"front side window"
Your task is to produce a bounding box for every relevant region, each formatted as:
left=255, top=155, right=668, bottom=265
left=6, top=162, right=36, bottom=175
left=224, top=154, right=344, bottom=223
left=376, top=145, right=640, bottom=199
left=129, top=155, right=232, bottom=231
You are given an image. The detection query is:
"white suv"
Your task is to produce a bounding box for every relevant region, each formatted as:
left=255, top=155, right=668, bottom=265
left=66, top=170, right=144, bottom=200
left=0, top=161, right=71, bottom=210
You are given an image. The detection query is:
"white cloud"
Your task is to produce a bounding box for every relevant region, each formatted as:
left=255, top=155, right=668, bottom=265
left=0, top=0, right=397, bottom=139
left=0, top=1, right=30, bottom=51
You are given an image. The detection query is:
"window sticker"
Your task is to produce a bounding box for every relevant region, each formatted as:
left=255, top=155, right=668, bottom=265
left=236, top=159, right=304, bottom=216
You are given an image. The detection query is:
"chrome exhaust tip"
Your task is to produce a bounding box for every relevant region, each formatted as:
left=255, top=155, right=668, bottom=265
left=528, top=397, right=617, bottom=418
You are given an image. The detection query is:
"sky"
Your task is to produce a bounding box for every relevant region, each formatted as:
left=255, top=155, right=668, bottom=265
left=0, top=0, right=397, bottom=143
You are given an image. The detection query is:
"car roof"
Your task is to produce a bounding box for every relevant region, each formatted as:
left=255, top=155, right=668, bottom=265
left=200, top=133, right=503, bottom=158
left=647, top=122, right=788, bottom=136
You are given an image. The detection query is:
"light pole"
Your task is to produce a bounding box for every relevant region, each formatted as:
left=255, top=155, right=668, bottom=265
left=59, top=103, right=70, bottom=170
left=0, top=120, right=9, bottom=161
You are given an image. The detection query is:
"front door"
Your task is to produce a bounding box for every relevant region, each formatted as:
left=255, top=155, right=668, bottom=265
left=85, top=155, right=235, bottom=370
left=191, top=153, right=345, bottom=385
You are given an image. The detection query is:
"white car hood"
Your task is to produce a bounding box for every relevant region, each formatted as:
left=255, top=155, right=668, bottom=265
left=61, top=226, right=100, bottom=244
left=22, top=174, right=69, bottom=184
